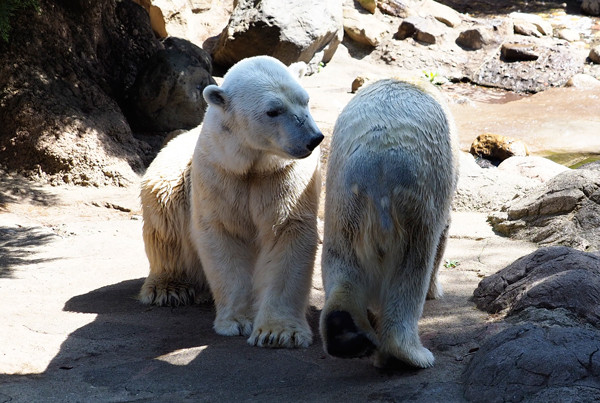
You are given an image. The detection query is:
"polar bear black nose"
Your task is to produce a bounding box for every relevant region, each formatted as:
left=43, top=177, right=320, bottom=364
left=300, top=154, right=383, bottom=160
left=307, top=133, right=324, bottom=151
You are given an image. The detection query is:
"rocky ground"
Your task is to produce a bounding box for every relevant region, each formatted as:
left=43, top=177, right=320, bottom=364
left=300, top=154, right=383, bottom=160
left=1, top=1, right=600, bottom=402
left=1, top=41, right=599, bottom=401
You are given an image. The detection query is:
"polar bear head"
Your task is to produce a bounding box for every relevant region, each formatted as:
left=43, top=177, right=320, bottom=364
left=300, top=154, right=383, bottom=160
left=202, top=56, right=324, bottom=159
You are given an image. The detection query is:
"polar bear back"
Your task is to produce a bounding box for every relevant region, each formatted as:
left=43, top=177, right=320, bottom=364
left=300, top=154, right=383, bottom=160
left=325, top=79, right=458, bottom=264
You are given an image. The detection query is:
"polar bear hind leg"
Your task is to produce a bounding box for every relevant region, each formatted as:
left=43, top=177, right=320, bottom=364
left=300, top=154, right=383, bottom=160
left=139, top=130, right=210, bottom=307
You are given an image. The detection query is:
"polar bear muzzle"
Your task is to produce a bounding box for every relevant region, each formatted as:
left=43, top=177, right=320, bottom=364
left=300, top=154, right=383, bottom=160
left=279, top=110, right=324, bottom=159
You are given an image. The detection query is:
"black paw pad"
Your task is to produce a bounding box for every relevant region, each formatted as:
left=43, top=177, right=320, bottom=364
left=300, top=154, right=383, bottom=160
left=325, top=311, right=375, bottom=358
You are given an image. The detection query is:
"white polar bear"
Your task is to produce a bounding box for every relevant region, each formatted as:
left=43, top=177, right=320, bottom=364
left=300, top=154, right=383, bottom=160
left=139, top=56, right=324, bottom=349
left=319, top=78, right=459, bottom=368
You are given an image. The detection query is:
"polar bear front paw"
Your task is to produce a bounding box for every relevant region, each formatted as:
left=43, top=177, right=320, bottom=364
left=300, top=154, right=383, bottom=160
left=248, top=321, right=313, bottom=348
left=139, top=278, right=198, bottom=307
left=213, top=316, right=253, bottom=337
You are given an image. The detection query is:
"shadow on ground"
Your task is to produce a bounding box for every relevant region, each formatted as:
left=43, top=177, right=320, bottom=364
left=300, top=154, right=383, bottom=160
left=0, top=174, right=60, bottom=209
left=0, top=276, right=485, bottom=401
left=0, top=226, right=59, bottom=278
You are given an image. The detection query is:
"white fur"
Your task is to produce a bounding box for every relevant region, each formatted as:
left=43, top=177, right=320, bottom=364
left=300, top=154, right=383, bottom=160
left=140, top=56, right=323, bottom=349
left=319, top=79, right=459, bottom=368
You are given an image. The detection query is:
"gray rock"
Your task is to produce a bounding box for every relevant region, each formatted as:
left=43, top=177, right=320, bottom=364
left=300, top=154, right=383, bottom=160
left=127, top=38, right=216, bottom=132
left=472, top=246, right=600, bottom=326
left=419, top=0, right=462, bottom=28
left=566, top=73, right=600, bottom=88
left=489, top=170, right=600, bottom=251
left=211, top=0, right=343, bottom=73
left=463, top=321, right=600, bottom=403
left=577, top=160, right=600, bottom=171
left=556, top=28, right=580, bottom=42
left=453, top=152, right=542, bottom=213
left=497, top=156, right=568, bottom=183
left=396, top=15, right=446, bottom=44
left=513, top=21, right=543, bottom=37
left=472, top=39, right=584, bottom=92
left=509, top=12, right=553, bottom=36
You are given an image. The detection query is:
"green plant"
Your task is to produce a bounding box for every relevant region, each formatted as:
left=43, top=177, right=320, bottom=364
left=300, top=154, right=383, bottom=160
left=444, top=259, right=460, bottom=269
left=0, top=0, right=40, bottom=42
left=423, top=70, right=438, bottom=83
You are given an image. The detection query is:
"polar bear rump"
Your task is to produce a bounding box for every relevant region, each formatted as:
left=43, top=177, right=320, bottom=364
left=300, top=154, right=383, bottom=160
left=319, top=79, right=459, bottom=368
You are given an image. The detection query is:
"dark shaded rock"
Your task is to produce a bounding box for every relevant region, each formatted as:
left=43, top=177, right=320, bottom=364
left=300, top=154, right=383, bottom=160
left=0, top=0, right=161, bottom=186
left=126, top=37, right=216, bottom=132
left=463, top=321, right=600, bottom=403
left=472, top=246, right=600, bottom=326
left=211, top=0, right=343, bottom=73
left=501, top=43, right=539, bottom=62
left=582, top=0, right=600, bottom=16
left=489, top=170, right=600, bottom=251
left=456, top=28, right=491, bottom=50
left=162, top=37, right=213, bottom=74
left=396, top=16, right=418, bottom=40
left=589, top=45, right=600, bottom=64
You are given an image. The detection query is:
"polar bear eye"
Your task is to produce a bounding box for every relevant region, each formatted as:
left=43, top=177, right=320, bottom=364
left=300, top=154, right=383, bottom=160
left=266, top=109, right=283, bottom=118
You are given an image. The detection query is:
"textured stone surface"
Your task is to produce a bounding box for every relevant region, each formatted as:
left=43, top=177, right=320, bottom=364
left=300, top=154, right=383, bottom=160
left=127, top=37, right=215, bottom=132
left=343, top=7, right=389, bottom=47
left=464, top=321, right=600, bottom=403
left=211, top=0, right=343, bottom=73
left=489, top=170, right=600, bottom=251
left=0, top=0, right=161, bottom=186
left=472, top=246, right=600, bottom=326
left=471, top=39, right=584, bottom=92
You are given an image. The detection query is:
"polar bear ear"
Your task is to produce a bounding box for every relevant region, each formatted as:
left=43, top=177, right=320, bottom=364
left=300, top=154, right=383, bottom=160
left=203, top=85, right=228, bottom=109
left=288, top=62, right=307, bottom=80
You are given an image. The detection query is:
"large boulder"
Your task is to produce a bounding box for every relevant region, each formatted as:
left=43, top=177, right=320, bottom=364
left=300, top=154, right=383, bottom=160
left=465, top=246, right=600, bottom=402
left=211, top=0, right=343, bottom=73
left=126, top=37, right=216, bottom=132
left=471, top=38, right=585, bottom=93
left=472, top=246, right=600, bottom=326
left=489, top=169, right=600, bottom=251
left=138, top=0, right=233, bottom=45
left=343, top=6, right=389, bottom=47
left=464, top=320, right=600, bottom=403
left=453, top=152, right=545, bottom=212
left=0, top=0, right=161, bottom=186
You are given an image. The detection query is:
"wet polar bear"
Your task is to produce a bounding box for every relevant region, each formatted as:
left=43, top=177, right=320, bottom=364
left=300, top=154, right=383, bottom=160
left=139, top=56, right=324, bottom=348
left=320, top=79, right=459, bottom=368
